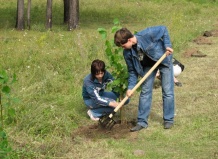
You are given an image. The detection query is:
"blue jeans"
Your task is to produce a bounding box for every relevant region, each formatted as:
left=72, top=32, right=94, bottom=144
left=84, top=92, right=129, bottom=118
left=137, top=64, right=175, bottom=128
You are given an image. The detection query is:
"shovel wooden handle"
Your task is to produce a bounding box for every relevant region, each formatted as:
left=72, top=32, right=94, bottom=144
left=109, top=53, right=167, bottom=118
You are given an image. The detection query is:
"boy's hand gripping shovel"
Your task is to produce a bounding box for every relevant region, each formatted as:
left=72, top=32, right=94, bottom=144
left=99, top=53, right=167, bottom=129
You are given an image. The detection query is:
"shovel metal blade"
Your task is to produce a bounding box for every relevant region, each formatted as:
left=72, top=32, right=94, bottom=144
left=99, top=115, right=116, bottom=130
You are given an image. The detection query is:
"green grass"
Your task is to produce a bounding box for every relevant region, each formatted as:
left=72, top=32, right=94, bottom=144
left=0, top=0, right=218, bottom=158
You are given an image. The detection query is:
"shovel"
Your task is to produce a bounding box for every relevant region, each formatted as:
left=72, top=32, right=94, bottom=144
left=99, top=53, right=167, bottom=129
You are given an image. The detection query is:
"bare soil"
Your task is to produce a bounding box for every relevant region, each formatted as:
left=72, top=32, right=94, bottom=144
left=183, top=29, right=218, bottom=57
left=72, top=120, right=138, bottom=142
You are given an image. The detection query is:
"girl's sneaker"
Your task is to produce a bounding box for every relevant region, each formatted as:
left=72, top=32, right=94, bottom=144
left=87, top=110, right=99, bottom=121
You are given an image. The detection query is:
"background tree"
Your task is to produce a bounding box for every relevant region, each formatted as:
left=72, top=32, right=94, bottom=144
left=27, top=0, right=31, bottom=30
left=15, top=0, right=79, bottom=30
left=46, top=0, right=52, bottom=30
left=68, top=0, right=79, bottom=30
left=16, top=0, right=25, bottom=30
left=64, top=0, right=69, bottom=24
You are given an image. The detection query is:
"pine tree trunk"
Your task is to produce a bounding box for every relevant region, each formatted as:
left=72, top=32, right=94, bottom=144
left=16, top=0, right=25, bottom=30
left=27, top=0, right=31, bottom=30
left=63, top=0, right=69, bottom=24
left=68, top=0, right=79, bottom=30
left=46, top=0, right=52, bottom=30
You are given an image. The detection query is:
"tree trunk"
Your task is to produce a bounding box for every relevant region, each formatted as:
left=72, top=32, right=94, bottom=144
left=68, top=0, right=79, bottom=30
left=46, top=0, right=52, bottom=30
left=27, top=0, right=31, bottom=30
left=16, top=0, right=25, bottom=30
left=63, top=0, right=69, bottom=24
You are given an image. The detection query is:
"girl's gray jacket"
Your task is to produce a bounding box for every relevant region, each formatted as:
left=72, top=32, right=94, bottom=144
left=82, top=71, right=116, bottom=106
left=123, top=25, right=173, bottom=90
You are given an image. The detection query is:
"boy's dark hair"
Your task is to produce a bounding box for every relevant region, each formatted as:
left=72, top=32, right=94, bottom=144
left=91, top=59, right=106, bottom=80
left=114, top=28, right=134, bottom=47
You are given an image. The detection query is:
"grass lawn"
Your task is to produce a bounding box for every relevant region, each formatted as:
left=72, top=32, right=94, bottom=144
left=0, top=0, right=218, bottom=158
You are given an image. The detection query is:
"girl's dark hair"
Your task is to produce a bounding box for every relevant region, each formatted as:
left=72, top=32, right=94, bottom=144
left=91, top=59, right=106, bottom=80
left=114, top=28, right=134, bottom=47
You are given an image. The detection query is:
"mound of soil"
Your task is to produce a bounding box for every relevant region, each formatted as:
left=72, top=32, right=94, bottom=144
left=72, top=120, right=138, bottom=141
left=183, top=29, right=218, bottom=57
left=193, top=36, right=213, bottom=45
left=183, top=48, right=207, bottom=58
left=203, top=31, right=213, bottom=37
left=208, top=29, right=218, bottom=37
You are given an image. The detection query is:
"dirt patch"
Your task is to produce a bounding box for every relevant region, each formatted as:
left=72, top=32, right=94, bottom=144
left=209, top=29, right=218, bottom=37
left=183, top=48, right=207, bottom=58
left=192, top=30, right=218, bottom=45
left=193, top=36, right=213, bottom=45
left=203, top=30, right=218, bottom=37
left=183, top=30, right=218, bottom=57
left=72, top=120, right=138, bottom=141
left=203, top=31, right=213, bottom=37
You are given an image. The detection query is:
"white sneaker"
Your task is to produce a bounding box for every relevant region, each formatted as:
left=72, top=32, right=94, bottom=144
left=87, top=110, right=99, bottom=121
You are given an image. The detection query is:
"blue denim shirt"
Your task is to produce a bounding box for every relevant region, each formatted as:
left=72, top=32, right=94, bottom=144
left=123, top=25, right=173, bottom=90
left=82, top=71, right=115, bottom=106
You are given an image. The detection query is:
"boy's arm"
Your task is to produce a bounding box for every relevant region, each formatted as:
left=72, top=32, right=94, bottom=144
left=123, top=50, right=138, bottom=90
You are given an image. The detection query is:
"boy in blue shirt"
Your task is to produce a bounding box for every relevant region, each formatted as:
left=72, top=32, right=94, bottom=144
left=114, top=26, right=175, bottom=131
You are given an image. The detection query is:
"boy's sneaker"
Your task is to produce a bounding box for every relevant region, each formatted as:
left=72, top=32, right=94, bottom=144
left=87, top=110, right=99, bottom=121
left=175, top=82, right=182, bottom=87
left=164, top=122, right=174, bottom=129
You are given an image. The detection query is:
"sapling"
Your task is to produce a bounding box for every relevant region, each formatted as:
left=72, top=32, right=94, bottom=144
left=0, top=70, right=17, bottom=158
left=98, top=19, right=129, bottom=123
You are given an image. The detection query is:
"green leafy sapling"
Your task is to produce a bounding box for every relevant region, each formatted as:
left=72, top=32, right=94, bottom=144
left=97, top=19, right=129, bottom=98
left=0, top=70, right=17, bottom=127
left=0, top=70, right=17, bottom=158
left=98, top=19, right=129, bottom=123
